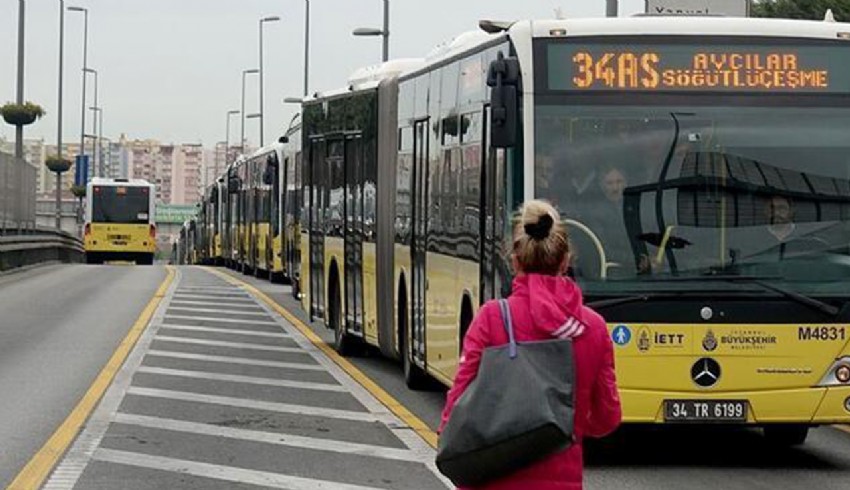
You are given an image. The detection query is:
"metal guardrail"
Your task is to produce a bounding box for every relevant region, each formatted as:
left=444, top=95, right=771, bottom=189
left=0, top=227, right=84, bottom=272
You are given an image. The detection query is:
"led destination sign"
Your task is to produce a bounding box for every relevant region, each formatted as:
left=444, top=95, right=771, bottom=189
left=547, top=43, right=850, bottom=93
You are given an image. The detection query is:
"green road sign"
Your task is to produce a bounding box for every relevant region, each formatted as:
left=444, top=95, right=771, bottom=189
left=156, top=204, right=198, bottom=224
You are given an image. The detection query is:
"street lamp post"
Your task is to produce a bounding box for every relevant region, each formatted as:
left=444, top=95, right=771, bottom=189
left=352, top=0, right=389, bottom=62
left=97, top=107, right=103, bottom=178
left=56, top=0, right=66, bottom=230
left=68, top=6, right=88, bottom=171
left=241, top=69, right=259, bottom=152
left=224, top=110, right=240, bottom=176
left=259, top=16, right=280, bottom=147
left=89, top=106, right=101, bottom=176
left=303, top=0, right=310, bottom=96
left=84, top=68, right=98, bottom=176
left=14, top=0, right=24, bottom=162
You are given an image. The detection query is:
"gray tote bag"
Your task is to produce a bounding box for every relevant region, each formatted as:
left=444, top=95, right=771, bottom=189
left=436, top=299, right=576, bottom=487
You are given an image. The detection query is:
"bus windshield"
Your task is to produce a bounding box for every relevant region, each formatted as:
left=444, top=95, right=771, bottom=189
left=92, top=186, right=151, bottom=224
left=534, top=102, right=850, bottom=297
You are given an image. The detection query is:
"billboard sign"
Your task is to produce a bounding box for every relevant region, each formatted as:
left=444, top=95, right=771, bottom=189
left=646, top=0, right=750, bottom=17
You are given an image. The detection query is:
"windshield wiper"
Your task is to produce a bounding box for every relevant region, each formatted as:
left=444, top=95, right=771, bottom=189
left=648, top=274, right=840, bottom=317
left=587, top=295, right=652, bottom=310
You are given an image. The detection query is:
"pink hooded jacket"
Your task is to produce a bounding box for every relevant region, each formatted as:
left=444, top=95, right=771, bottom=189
left=439, top=274, right=622, bottom=490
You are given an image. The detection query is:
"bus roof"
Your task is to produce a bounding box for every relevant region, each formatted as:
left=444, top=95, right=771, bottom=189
left=305, top=16, right=850, bottom=103
left=527, top=16, right=850, bottom=41
left=88, top=177, right=153, bottom=188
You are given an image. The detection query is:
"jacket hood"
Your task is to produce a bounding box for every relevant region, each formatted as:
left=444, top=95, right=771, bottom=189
left=512, top=274, right=587, bottom=339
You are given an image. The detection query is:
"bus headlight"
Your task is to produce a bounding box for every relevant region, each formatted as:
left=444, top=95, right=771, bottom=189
left=845, top=397, right=850, bottom=413
left=818, top=357, right=850, bottom=386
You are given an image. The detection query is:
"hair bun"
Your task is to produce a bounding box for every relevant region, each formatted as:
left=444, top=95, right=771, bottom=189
left=524, top=213, right=554, bottom=240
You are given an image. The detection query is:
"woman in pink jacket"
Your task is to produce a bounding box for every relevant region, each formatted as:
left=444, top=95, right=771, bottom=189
left=439, top=200, right=622, bottom=490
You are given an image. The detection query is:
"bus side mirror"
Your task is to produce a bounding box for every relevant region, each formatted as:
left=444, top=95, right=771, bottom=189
left=228, top=176, right=240, bottom=193
left=263, top=166, right=275, bottom=185
left=487, top=53, right=520, bottom=149
left=263, top=155, right=278, bottom=185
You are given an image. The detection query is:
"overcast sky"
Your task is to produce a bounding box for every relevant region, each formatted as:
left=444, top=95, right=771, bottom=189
left=0, top=0, right=646, bottom=148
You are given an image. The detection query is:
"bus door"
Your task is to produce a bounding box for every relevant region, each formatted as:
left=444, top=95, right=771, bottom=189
left=267, top=154, right=280, bottom=270
left=410, top=118, right=430, bottom=366
left=344, top=134, right=364, bottom=336
left=281, top=155, right=290, bottom=276
left=251, top=161, right=261, bottom=270
left=309, top=138, right=326, bottom=318
left=479, top=105, right=508, bottom=302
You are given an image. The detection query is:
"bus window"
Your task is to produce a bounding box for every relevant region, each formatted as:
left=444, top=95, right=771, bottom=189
left=92, top=186, right=150, bottom=224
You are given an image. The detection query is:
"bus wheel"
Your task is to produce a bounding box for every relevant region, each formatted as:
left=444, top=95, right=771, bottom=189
left=763, top=425, right=809, bottom=446
left=330, top=276, right=360, bottom=356
left=85, top=253, right=101, bottom=265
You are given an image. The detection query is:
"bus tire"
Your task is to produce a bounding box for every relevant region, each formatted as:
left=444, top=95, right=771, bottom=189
left=763, top=425, right=809, bottom=446
left=330, top=271, right=360, bottom=356
left=138, top=254, right=154, bottom=266
left=85, top=253, right=101, bottom=265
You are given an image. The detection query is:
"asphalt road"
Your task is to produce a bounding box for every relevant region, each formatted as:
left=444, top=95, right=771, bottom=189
left=0, top=264, right=166, bottom=489
left=41, top=266, right=449, bottom=489
left=227, top=267, right=850, bottom=490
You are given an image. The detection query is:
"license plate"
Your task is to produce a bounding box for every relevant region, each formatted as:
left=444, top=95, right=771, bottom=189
left=664, top=400, right=748, bottom=423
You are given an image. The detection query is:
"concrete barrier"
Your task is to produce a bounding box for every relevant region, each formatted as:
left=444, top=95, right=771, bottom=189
left=0, top=228, right=84, bottom=273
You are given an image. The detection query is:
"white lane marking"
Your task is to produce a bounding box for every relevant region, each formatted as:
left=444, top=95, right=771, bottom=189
left=172, top=293, right=252, bottom=300
left=248, top=286, right=453, bottom=488
left=145, top=350, right=324, bottom=371
left=166, top=306, right=271, bottom=317
left=171, top=294, right=253, bottom=302
left=42, top=268, right=184, bottom=490
left=112, top=413, right=421, bottom=462
left=162, top=314, right=278, bottom=325
left=92, top=448, right=384, bottom=490
left=169, top=300, right=264, bottom=310
left=154, top=335, right=303, bottom=353
left=126, top=387, right=390, bottom=423
left=158, top=324, right=291, bottom=338
left=135, top=366, right=346, bottom=392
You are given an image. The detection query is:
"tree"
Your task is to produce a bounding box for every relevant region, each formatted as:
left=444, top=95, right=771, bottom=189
left=751, top=0, right=850, bottom=21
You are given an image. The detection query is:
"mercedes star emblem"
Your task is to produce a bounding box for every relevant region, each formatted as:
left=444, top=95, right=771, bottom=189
left=691, top=358, right=721, bottom=388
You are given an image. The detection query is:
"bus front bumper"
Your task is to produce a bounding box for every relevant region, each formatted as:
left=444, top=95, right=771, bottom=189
left=620, top=386, right=850, bottom=424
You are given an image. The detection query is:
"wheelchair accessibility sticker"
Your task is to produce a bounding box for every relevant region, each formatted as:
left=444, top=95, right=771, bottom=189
left=612, top=325, right=632, bottom=347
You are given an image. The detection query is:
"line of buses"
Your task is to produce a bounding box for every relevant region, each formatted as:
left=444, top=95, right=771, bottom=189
left=180, top=15, right=850, bottom=444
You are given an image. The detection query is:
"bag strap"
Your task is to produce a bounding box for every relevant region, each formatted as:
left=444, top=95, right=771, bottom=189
left=498, top=299, right=518, bottom=359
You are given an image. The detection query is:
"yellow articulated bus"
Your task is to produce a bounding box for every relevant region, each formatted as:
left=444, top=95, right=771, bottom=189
left=295, top=16, right=850, bottom=445
left=84, top=178, right=157, bottom=265
left=219, top=141, right=301, bottom=284
left=196, top=177, right=226, bottom=266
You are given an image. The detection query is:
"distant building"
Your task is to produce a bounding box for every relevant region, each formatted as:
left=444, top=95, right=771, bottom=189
left=172, top=144, right=204, bottom=205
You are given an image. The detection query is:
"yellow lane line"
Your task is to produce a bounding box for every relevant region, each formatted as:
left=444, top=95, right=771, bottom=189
left=836, top=425, right=850, bottom=435
left=7, top=266, right=176, bottom=490
left=205, top=266, right=439, bottom=449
